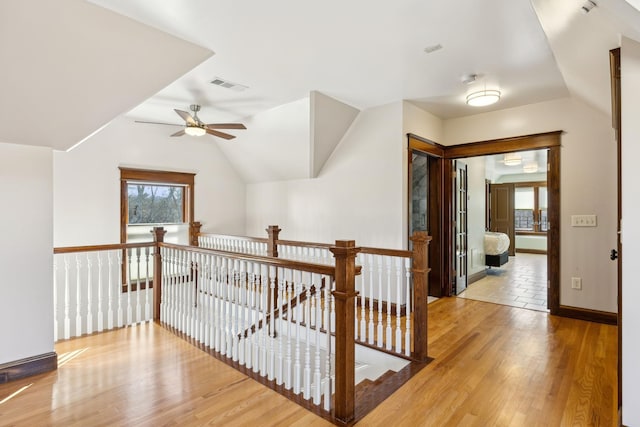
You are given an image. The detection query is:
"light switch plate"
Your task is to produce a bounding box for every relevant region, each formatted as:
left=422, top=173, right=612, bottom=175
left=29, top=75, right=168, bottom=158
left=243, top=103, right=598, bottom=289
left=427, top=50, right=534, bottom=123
left=571, top=215, right=597, bottom=227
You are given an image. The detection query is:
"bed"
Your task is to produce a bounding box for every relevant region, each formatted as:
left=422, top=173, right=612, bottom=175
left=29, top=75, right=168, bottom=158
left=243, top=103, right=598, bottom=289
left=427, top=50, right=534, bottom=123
left=484, top=232, right=510, bottom=267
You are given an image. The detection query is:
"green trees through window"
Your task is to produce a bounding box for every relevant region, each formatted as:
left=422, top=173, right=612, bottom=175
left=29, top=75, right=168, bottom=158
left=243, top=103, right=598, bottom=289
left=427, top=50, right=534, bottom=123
left=128, top=184, right=184, bottom=224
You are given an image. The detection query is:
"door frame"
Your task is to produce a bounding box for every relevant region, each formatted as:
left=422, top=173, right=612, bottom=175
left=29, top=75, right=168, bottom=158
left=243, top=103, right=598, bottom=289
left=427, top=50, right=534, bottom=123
left=408, top=131, right=561, bottom=313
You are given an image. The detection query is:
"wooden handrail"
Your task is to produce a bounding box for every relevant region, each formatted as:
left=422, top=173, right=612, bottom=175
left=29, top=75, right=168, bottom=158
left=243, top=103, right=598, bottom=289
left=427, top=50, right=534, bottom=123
left=196, top=232, right=269, bottom=243
left=158, top=242, right=337, bottom=277
left=53, top=241, right=155, bottom=254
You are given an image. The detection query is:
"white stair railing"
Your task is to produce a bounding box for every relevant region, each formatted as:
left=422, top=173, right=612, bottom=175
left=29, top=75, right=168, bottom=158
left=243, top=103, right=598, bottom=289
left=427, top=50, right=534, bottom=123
left=53, top=243, right=155, bottom=342
left=159, top=245, right=335, bottom=412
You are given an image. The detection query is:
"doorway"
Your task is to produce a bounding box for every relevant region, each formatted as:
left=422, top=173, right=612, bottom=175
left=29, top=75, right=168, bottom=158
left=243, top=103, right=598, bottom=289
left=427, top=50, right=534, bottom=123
left=455, top=150, right=549, bottom=311
left=407, top=131, right=561, bottom=314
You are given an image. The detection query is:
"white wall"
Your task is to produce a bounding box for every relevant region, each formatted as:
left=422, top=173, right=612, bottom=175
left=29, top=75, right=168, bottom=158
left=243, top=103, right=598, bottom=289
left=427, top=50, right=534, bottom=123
left=246, top=102, right=405, bottom=247
left=460, top=157, right=487, bottom=275
left=53, top=116, right=246, bottom=247
left=402, top=101, right=445, bottom=247
left=621, top=36, right=640, bottom=427
left=0, top=143, right=54, bottom=364
left=444, top=98, right=617, bottom=313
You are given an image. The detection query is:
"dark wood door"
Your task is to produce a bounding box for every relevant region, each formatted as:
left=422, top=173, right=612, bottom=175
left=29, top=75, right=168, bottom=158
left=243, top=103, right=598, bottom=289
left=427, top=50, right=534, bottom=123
left=489, top=183, right=515, bottom=256
left=610, top=47, right=622, bottom=416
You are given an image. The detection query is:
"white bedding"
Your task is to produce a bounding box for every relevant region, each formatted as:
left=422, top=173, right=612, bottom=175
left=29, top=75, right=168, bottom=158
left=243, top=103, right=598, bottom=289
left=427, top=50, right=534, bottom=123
left=484, top=232, right=510, bottom=255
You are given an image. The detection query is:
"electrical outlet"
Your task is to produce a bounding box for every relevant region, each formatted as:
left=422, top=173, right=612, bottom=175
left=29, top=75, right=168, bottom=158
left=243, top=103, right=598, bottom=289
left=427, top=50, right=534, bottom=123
left=571, top=277, right=582, bottom=290
left=571, top=215, right=597, bottom=227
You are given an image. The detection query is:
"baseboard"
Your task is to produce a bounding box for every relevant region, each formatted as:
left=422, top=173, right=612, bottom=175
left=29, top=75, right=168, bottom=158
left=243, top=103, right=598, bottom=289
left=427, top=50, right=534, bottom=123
left=467, top=269, right=487, bottom=285
left=0, top=352, right=57, bottom=384
left=556, top=305, right=617, bottom=325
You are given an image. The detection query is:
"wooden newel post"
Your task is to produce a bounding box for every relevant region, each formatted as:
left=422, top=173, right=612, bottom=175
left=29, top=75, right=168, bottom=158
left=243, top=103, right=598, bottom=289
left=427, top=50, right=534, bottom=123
left=266, top=225, right=281, bottom=257
left=189, top=221, right=202, bottom=247
left=330, top=240, right=360, bottom=423
left=410, top=231, right=431, bottom=362
left=152, top=227, right=166, bottom=322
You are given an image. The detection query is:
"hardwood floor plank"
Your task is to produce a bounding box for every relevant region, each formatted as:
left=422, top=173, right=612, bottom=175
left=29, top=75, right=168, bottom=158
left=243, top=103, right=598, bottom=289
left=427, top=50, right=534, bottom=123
left=0, top=298, right=616, bottom=426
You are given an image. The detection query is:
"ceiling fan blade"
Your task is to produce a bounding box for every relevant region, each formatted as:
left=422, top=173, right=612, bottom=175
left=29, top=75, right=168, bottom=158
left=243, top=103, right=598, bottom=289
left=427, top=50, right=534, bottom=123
left=205, top=128, right=236, bottom=140
left=205, top=123, right=247, bottom=130
left=134, top=120, right=184, bottom=127
left=170, top=129, right=186, bottom=137
left=174, top=109, right=197, bottom=126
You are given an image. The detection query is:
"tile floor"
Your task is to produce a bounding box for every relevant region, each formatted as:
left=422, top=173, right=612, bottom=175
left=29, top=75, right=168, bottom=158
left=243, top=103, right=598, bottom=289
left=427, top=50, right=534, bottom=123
left=458, top=252, right=548, bottom=312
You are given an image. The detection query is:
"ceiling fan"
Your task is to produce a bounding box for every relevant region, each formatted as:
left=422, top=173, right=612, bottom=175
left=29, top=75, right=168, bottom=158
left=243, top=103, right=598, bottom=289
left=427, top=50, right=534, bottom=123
left=135, top=104, right=246, bottom=140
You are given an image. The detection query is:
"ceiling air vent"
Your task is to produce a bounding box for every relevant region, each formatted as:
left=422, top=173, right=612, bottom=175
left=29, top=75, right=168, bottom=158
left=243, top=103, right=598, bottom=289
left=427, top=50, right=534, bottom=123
left=210, top=77, right=248, bottom=92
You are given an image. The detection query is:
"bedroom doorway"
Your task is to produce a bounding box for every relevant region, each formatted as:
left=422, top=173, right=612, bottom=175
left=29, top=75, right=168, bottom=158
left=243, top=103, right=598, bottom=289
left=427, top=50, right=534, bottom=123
left=407, top=131, right=561, bottom=314
left=455, top=150, right=549, bottom=311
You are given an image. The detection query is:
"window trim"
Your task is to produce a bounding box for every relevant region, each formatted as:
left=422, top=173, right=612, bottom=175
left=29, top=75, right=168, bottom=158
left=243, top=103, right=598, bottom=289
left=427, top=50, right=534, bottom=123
left=514, top=181, right=547, bottom=234
left=119, top=168, right=195, bottom=290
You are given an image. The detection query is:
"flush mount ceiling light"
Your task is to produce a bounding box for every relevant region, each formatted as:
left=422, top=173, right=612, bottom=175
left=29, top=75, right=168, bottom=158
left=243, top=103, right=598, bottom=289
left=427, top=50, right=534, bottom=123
left=503, top=153, right=522, bottom=166
left=184, top=125, right=206, bottom=137
left=466, top=89, right=501, bottom=107
left=523, top=162, right=539, bottom=173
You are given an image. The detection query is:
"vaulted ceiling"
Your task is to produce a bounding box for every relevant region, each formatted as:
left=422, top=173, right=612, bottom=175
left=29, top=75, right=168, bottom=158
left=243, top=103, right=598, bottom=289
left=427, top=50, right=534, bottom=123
left=2, top=0, right=640, bottom=152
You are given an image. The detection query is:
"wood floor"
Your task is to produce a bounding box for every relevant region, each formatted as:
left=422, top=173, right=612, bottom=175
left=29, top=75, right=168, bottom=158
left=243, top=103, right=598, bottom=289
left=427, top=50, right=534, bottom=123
left=0, top=297, right=617, bottom=426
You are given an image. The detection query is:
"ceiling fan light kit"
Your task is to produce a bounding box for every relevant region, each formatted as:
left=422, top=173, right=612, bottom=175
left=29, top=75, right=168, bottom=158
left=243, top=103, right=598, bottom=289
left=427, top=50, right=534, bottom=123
left=135, top=104, right=246, bottom=140
left=185, top=125, right=206, bottom=137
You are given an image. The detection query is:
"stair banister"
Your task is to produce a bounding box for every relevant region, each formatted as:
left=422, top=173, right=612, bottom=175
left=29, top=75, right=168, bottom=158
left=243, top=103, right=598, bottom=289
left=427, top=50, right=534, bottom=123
left=152, top=226, right=166, bottom=321
left=330, top=239, right=360, bottom=423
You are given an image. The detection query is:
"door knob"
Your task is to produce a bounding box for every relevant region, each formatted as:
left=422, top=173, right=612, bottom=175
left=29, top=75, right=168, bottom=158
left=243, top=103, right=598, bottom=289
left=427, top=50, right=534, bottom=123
left=610, top=249, right=618, bottom=260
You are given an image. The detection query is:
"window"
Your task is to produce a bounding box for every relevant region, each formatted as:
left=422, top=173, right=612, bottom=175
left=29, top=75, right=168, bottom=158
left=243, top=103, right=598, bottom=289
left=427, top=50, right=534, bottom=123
left=120, top=168, right=195, bottom=288
left=128, top=184, right=184, bottom=224
left=514, top=182, right=547, bottom=233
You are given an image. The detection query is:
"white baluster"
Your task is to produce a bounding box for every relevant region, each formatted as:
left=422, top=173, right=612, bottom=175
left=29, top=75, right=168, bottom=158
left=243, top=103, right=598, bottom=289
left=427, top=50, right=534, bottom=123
left=330, top=280, right=335, bottom=334
left=126, top=248, right=133, bottom=326
left=75, top=255, right=82, bottom=337
left=213, top=255, right=221, bottom=352
left=230, top=259, right=238, bottom=361
left=107, top=252, right=114, bottom=330
left=268, top=265, right=276, bottom=381
left=238, top=260, right=247, bottom=365
left=285, top=269, right=293, bottom=389
left=258, top=264, right=268, bottom=376
left=359, top=254, right=367, bottom=342
left=367, top=254, right=375, bottom=345
left=181, top=250, right=188, bottom=333
left=53, top=258, right=58, bottom=342
left=404, top=257, right=412, bottom=357
left=97, top=255, right=104, bottom=332
left=135, top=247, right=142, bottom=324
left=386, top=257, right=393, bottom=351
left=395, top=257, right=402, bottom=353
left=276, top=267, right=285, bottom=385
left=313, top=273, right=322, bottom=405
left=144, top=247, right=150, bottom=322
left=323, top=279, right=332, bottom=411
left=245, top=261, right=253, bottom=369
left=293, top=270, right=302, bottom=394
left=223, top=257, right=231, bottom=357
left=63, top=256, right=70, bottom=339
left=303, top=282, right=311, bottom=400
left=377, top=256, right=384, bottom=347
left=310, top=281, right=316, bottom=327
left=86, top=255, right=93, bottom=335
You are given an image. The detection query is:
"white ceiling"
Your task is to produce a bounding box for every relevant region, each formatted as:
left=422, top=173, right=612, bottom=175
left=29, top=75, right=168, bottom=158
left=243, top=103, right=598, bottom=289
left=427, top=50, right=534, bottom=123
left=2, top=0, right=640, bottom=151
left=88, top=0, right=572, bottom=125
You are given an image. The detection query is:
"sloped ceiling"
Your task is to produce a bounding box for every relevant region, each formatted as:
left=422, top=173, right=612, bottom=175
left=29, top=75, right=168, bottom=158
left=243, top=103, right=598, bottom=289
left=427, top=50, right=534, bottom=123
left=531, top=0, right=640, bottom=117
left=310, top=92, right=360, bottom=178
left=0, top=0, right=212, bottom=151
